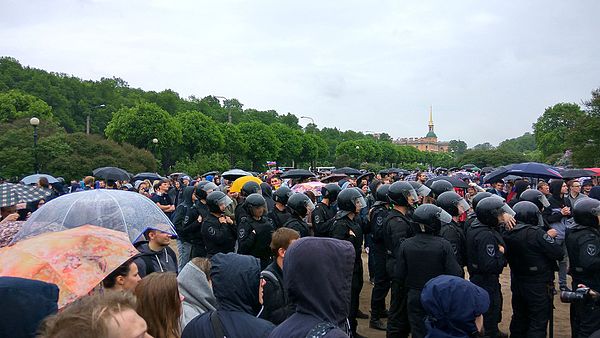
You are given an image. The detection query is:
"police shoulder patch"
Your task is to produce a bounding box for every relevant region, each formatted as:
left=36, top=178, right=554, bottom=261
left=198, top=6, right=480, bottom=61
left=587, top=244, right=597, bottom=256
left=208, top=227, right=216, bottom=236
left=376, top=216, right=383, bottom=226
left=184, top=215, right=189, bottom=224
left=486, top=244, right=495, bottom=257
left=314, top=215, right=321, bottom=223
left=238, top=228, right=246, bottom=239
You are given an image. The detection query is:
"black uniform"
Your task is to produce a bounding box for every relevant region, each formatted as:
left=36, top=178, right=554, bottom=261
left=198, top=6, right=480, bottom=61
left=383, top=209, right=413, bottom=338
left=440, top=220, right=467, bottom=268
left=234, top=201, right=250, bottom=225
left=566, top=224, right=600, bottom=337
left=331, top=214, right=364, bottom=334
left=283, top=215, right=311, bottom=238
left=189, top=202, right=210, bottom=258
left=268, top=207, right=291, bottom=229
left=201, top=213, right=236, bottom=257
left=259, top=261, right=294, bottom=325
left=504, top=222, right=563, bottom=338
left=369, top=204, right=391, bottom=322
left=396, top=233, right=463, bottom=338
left=466, top=219, right=506, bottom=338
left=311, top=202, right=337, bottom=237
left=237, top=215, right=275, bottom=269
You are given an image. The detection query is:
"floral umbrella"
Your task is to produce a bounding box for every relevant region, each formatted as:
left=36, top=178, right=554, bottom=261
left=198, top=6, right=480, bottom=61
left=0, top=225, right=138, bottom=308
left=291, top=181, right=326, bottom=197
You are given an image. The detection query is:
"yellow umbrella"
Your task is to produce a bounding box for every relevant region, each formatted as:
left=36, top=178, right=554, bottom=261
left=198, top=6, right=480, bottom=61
left=230, top=176, right=263, bottom=193
left=0, top=225, right=138, bottom=308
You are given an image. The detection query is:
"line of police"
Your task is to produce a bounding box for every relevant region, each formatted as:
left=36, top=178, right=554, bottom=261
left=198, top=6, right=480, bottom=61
left=180, top=178, right=600, bottom=338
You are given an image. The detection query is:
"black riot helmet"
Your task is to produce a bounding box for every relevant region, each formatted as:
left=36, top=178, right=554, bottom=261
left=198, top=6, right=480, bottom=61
left=513, top=201, right=544, bottom=227
left=519, top=189, right=550, bottom=211
left=413, top=204, right=452, bottom=234
left=436, top=191, right=470, bottom=217
left=321, top=183, right=341, bottom=203
left=409, top=181, right=432, bottom=197
left=287, top=193, right=315, bottom=218
left=195, top=181, right=218, bottom=201
left=273, top=186, right=293, bottom=205
left=573, top=198, right=600, bottom=228
left=207, top=191, right=233, bottom=214
left=374, top=184, right=391, bottom=205
left=472, top=192, right=493, bottom=210
left=241, top=181, right=261, bottom=197
left=475, top=196, right=515, bottom=227
left=337, top=188, right=368, bottom=214
left=388, top=181, right=418, bottom=207
left=430, top=180, right=453, bottom=198
left=244, top=193, right=267, bottom=217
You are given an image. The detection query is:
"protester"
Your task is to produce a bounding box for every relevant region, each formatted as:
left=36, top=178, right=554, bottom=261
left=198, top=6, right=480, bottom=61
left=259, top=227, right=300, bottom=325
left=135, top=272, right=182, bottom=338
left=173, top=186, right=198, bottom=269
left=102, top=257, right=141, bottom=292
left=268, top=237, right=355, bottom=338
left=178, top=257, right=218, bottom=329
left=487, top=179, right=507, bottom=199
left=261, top=182, right=275, bottom=213
left=152, top=179, right=176, bottom=219
left=182, top=253, right=275, bottom=338
left=543, top=179, right=571, bottom=291
left=134, top=229, right=178, bottom=277
left=38, top=292, right=150, bottom=338
left=567, top=179, right=588, bottom=207
left=582, top=179, right=594, bottom=196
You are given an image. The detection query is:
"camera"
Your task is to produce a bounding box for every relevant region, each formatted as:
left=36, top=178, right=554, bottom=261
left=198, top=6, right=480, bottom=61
left=560, top=287, right=591, bottom=303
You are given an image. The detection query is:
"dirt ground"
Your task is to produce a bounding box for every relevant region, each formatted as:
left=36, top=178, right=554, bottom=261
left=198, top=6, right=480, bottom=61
left=355, top=253, right=572, bottom=338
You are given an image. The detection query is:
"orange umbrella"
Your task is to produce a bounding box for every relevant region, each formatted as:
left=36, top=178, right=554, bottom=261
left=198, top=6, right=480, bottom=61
left=229, top=175, right=263, bottom=193
left=0, top=225, right=138, bottom=308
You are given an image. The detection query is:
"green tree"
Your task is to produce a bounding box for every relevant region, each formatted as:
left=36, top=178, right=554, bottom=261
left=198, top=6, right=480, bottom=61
left=458, top=149, right=527, bottom=167
left=172, top=153, right=231, bottom=177
left=219, top=123, right=247, bottom=166
left=0, top=90, right=53, bottom=123
left=379, top=141, right=398, bottom=166
left=566, top=89, right=600, bottom=166
left=448, top=140, right=467, bottom=154
left=472, top=142, right=494, bottom=151
left=533, top=103, right=584, bottom=159
left=175, top=110, right=224, bottom=158
left=237, top=121, right=281, bottom=170
left=270, top=123, right=303, bottom=167
left=497, top=132, right=536, bottom=153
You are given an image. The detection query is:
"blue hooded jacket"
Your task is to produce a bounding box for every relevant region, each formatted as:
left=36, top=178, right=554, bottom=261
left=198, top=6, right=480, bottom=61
left=421, top=275, right=489, bottom=338
left=182, top=253, right=274, bottom=338
left=0, top=277, right=59, bottom=338
left=269, top=237, right=355, bottom=338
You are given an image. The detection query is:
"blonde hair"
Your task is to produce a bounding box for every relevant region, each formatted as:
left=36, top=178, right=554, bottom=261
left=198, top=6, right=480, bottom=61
left=134, top=272, right=180, bottom=338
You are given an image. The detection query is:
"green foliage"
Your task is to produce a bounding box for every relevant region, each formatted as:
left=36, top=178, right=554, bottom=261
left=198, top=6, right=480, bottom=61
left=172, top=153, right=231, bottom=177
left=533, top=103, right=584, bottom=159
left=176, top=110, right=224, bottom=157
left=457, top=149, right=528, bottom=167
left=270, top=123, right=303, bottom=166
left=0, top=90, right=53, bottom=123
left=472, top=142, right=494, bottom=150
left=448, top=140, right=467, bottom=154
left=497, top=132, right=536, bottom=153
left=237, top=121, right=281, bottom=170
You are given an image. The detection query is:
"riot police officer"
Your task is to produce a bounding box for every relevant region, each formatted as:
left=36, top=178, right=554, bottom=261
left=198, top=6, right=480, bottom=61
left=188, top=182, right=217, bottom=259
left=467, top=196, right=513, bottom=338
left=503, top=201, right=563, bottom=338
left=384, top=181, right=418, bottom=338
left=519, top=189, right=551, bottom=230
left=234, top=181, right=261, bottom=224
left=237, top=193, right=275, bottom=269
left=312, top=183, right=340, bottom=237
left=464, top=191, right=493, bottom=231
left=268, top=186, right=292, bottom=229
left=369, top=184, right=391, bottom=330
left=201, top=191, right=236, bottom=257
left=429, top=179, right=454, bottom=199
left=331, top=187, right=367, bottom=338
left=396, top=204, right=463, bottom=338
left=436, top=191, right=468, bottom=269
left=408, top=181, right=431, bottom=207
left=282, top=193, right=313, bottom=237
left=565, top=198, right=600, bottom=337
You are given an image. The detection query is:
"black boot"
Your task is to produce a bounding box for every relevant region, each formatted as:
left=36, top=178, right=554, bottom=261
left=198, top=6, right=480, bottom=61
left=369, top=319, right=386, bottom=331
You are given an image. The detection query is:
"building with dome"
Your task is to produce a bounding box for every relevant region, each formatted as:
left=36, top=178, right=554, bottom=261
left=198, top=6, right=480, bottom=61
left=395, top=107, right=449, bottom=152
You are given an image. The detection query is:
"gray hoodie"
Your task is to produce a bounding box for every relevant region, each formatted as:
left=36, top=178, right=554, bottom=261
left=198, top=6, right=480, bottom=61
left=178, top=261, right=218, bottom=329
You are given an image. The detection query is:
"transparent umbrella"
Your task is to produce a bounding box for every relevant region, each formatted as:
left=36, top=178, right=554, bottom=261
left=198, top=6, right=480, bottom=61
left=12, top=189, right=177, bottom=244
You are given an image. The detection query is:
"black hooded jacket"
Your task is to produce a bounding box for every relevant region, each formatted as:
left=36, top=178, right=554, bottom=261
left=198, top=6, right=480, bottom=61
left=182, top=253, right=275, bottom=338
left=543, top=180, right=569, bottom=224
left=261, top=183, right=276, bottom=213
left=508, top=180, right=531, bottom=207
left=269, top=237, right=355, bottom=338
left=173, top=186, right=208, bottom=257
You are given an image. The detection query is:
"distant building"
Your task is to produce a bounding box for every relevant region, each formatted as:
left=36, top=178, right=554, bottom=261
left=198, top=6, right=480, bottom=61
left=395, top=107, right=449, bottom=152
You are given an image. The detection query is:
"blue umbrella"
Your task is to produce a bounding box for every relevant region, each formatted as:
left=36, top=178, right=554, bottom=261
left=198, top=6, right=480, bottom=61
left=484, top=162, right=561, bottom=184
left=20, top=174, right=58, bottom=185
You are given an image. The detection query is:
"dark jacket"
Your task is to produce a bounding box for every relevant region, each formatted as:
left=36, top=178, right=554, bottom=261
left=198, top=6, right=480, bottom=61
left=543, top=180, right=570, bottom=241
left=440, top=220, right=466, bottom=267
left=260, top=261, right=295, bottom=325
left=261, top=183, right=276, bottom=214
left=311, top=202, right=337, bottom=237
left=202, top=213, right=236, bottom=257
left=269, top=237, right=355, bottom=338
left=566, top=224, right=600, bottom=290
left=0, top=277, right=59, bottom=338
left=268, top=206, right=292, bottom=229
left=237, top=215, right=275, bottom=269
left=283, top=216, right=311, bottom=238
left=134, top=241, right=178, bottom=277
left=173, top=187, right=197, bottom=241
left=465, top=220, right=506, bottom=278
left=182, top=253, right=275, bottom=338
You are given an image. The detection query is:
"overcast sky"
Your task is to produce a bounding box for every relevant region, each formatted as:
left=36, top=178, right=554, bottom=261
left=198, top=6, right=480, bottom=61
left=1, top=0, right=599, bottom=147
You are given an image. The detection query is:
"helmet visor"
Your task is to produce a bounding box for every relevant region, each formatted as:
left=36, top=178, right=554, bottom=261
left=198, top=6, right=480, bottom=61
left=416, top=185, right=431, bottom=197
left=438, top=209, right=453, bottom=224
left=202, top=182, right=218, bottom=192
left=456, top=198, right=470, bottom=213
left=501, top=203, right=516, bottom=217
left=404, top=188, right=419, bottom=203
left=218, top=195, right=233, bottom=209
left=354, top=196, right=367, bottom=209
left=306, top=200, right=316, bottom=213
left=539, top=194, right=550, bottom=208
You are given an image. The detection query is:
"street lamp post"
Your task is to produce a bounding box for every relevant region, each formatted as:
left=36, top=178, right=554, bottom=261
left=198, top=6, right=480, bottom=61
left=300, top=116, right=315, bottom=125
left=214, top=96, right=231, bottom=124
left=86, top=104, right=106, bottom=135
left=30, top=117, right=40, bottom=174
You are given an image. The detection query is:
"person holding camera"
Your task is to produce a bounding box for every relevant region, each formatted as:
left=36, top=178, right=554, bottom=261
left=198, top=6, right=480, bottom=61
left=503, top=201, right=563, bottom=338
left=565, top=198, right=600, bottom=337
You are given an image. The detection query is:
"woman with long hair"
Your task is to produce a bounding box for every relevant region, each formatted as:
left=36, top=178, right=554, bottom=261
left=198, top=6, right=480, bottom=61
left=135, top=272, right=182, bottom=338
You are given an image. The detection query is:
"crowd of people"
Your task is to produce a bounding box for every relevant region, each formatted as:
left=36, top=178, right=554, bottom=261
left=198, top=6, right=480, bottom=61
left=2, top=168, right=600, bottom=338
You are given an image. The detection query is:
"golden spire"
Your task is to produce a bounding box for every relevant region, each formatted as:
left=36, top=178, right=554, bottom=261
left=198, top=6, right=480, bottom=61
left=428, top=105, right=433, bottom=126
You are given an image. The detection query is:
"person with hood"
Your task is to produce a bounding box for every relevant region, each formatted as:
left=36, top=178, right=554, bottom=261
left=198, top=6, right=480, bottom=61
left=507, top=180, right=531, bottom=207
left=261, top=182, right=276, bottom=213
left=268, top=186, right=292, bottom=229
left=178, top=257, right=218, bottom=329
left=312, top=183, right=340, bottom=237
left=173, top=185, right=200, bottom=270
left=543, top=179, right=571, bottom=291
left=182, top=253, right=275, bottom=338
left=134, top=229, right=178, bottom=277
left=268, top=237, right=355, bottom=338
left=420, top=275, right=489, bottom=338
left=0, top=277, right=59, bottom=338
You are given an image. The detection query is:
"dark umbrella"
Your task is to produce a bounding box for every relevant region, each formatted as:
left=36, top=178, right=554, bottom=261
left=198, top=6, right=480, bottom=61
left=356, top=172, right=375, bottom=184
left=201, top=171, right=219, bottom=177
left=221, top=169, right=253, bottom=181
left=93, top=167, right=131, bottom=181
left=0, top=183, right=52, bottom=208
left=20, top=174, right=59, bottom=185
left=483, top=166, right=510, bottom=184
left=280, top=169, right=316, bottom=179
left=320, top=174, right=348, bottom=183
left=425, top=176, right=469, bottom=189
left=131, top=172, right=165, bottom=182
left=481, top=166, right=495, bottom=174
left=332, top=167, right=362, bottom=176
left=505, top=162, right=562, bottom=180
left=559, top=169, right=598, bottom=179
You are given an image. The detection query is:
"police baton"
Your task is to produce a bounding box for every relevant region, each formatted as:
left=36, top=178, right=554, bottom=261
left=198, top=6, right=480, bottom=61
left=548, top=284, right=556, bottom=338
